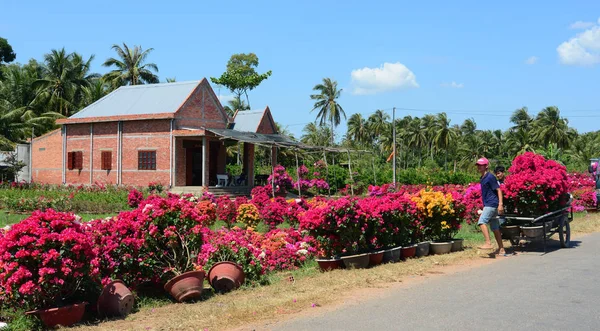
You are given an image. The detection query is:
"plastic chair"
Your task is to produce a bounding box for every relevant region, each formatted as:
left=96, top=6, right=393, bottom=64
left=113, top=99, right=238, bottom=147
left=216, top=174, right=228, bottom=187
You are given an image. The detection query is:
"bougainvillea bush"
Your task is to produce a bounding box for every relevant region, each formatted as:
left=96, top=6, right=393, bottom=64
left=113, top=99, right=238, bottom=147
left=135, top=195, right=211, bottom=282
left=0, top=210, right=98, bottom=310
left=268, top=165, right=294, bottom=194
left=503, top=152, right=569, bottom=216
left=411, top=189, right=462, bottom=241
left=88, top=214, right=156, bottom=288
left=197, top=227, right=267, bottom=285
left=373, top=193, right=418, bottom=248
left=461, top=183, right=483, bottom=225
left=256, top=228, right=316, bottom=271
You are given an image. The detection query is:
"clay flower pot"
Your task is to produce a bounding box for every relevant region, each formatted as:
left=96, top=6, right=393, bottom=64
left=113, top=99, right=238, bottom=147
left=415, top=241, right=430, bottom=257
left=97, top=280, right=135, bottom=318
left=382, top=246, right=402, bottom=263
left=429, top=241, right=454, bottom=255
left=451, top=238, right=464, bottom=252
left=369, top=251, right=385, bottom=266
left=401, top=245, right=417, bottom=260
left=315, top=258, right=343, bottom=271
left=26, top=302, right=87, bottom=328
left=341, top=253, right=370, bottom=269
left=207, top=261, right=246, bottom=293
left=164, top=270, right=206, bottom=302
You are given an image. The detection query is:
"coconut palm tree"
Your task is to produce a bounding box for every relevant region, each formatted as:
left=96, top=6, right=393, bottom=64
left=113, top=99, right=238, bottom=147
left=33, top=49, right=97, bottom=116
left=102, top=43, right=159, bottom=88
left=532, top=106, right=575, bottom=149
left=301, top=122, right=331, bottom=147
left=367, top=109, right=390, bottom=141
left=433, top=113, right=457, bottom=169
left=310, top=78, right=345, bottom=145
left=347, top=113, right=369, bottom=144
left=406, top=117, right=427, bottom=167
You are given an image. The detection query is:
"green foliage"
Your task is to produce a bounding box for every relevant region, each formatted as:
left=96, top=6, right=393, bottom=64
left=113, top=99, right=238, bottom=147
left=0, top=37, right=16, bottom=66
left=102, top=43, right=159, bottom=88
left=0, top=152, right=25, bottom=181
left=211, top=53, right=271, bottom=108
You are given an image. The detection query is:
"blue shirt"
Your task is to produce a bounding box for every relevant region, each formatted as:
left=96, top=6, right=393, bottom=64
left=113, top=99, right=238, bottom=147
left=480, top=172, right=500, bottom=208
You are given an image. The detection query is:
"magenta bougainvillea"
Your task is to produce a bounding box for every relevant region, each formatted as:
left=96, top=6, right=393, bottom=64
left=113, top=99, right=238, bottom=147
left=0, top=210, right=98, bottom=310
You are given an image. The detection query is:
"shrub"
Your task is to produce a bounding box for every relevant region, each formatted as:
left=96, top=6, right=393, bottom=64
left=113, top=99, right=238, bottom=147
left=0, top=210, right=98, bottom=310
left=503, top=152, right=568, bottom=216
left=215, top=195, right=237, bottom=228
left=127, top=189, right=143, bottom=208
left=236, top=203, right=261, bottom=229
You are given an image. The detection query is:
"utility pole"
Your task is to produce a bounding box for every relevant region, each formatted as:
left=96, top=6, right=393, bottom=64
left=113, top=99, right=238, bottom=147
left=392, top=107, right=396, bottom=186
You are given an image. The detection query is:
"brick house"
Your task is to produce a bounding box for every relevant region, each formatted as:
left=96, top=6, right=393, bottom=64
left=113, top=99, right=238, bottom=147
left=30, top=79, right=285, bottom=190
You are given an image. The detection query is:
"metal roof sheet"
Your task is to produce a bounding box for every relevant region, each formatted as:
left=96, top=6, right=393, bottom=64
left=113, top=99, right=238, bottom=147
left=69, top=81, right=200, bottom=119
left=232, top=109, right=265, bottom=132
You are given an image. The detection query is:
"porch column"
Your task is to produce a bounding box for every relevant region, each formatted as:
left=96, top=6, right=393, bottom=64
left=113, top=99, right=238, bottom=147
left=202, top=136, right=207, bottom=186
left=243, top=142, right=255, bottom=187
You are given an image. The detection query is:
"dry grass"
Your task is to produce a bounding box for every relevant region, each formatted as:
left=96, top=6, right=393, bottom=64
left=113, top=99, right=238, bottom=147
left=72, top=213, right=600, bottom=331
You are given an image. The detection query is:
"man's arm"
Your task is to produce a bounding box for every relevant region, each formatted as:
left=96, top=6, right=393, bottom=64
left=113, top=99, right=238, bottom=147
left=497, top=188, right=504, bottom=214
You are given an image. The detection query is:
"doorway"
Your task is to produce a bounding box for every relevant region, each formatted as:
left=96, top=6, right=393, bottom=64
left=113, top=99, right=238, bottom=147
left=186, top=147, right=203, bottom=186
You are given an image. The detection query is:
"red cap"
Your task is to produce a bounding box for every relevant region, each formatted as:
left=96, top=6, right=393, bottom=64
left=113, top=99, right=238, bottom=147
left=475, top=157, right=489, bottom=166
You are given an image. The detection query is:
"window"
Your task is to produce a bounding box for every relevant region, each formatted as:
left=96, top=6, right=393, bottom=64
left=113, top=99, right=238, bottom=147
left=101, top=151, right=112, bottom=170
left=67, top=151, right=83, bottom=170
left=138, top=151, right=156, bottom=170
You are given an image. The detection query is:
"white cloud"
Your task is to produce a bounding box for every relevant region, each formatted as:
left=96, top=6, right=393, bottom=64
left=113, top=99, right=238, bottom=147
left=440, top=81, right=464, bottom=88
left=350, top=62, right=419, bottom=95
left=558, top=19, right=600, bottom=66
left=525, top=56, right=539, bottom=65
left=569, top=21, right=596, bottom=30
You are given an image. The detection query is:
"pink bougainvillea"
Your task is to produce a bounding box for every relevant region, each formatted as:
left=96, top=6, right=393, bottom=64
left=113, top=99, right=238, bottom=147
left=0, top=210, right=98, bottom=310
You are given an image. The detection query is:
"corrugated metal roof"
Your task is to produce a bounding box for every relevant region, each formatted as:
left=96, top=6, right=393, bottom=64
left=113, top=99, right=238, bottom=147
left=232, top=109, right=265, bottom=132
left=70, top=81, right=200, bottom=119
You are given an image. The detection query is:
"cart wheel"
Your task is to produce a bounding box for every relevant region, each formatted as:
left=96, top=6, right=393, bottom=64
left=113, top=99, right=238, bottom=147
left=559, top=215, right=571, bottom=248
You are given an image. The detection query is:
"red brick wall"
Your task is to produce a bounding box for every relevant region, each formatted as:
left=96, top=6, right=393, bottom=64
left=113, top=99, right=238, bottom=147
left=31, top=129, right=62, bottom=185
left=65, top=123, right=91, bottom=184
left=91, top=122, right=118, bottom=185
left=120, top=120, right=171, bottom=187
left=256, top=108, right=277, bottom=134
left=175, top=80, right=229, bottom=130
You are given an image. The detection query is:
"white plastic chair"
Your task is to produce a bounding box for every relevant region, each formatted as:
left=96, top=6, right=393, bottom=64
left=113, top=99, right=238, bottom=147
left=216, top=174, right=228, bottom=187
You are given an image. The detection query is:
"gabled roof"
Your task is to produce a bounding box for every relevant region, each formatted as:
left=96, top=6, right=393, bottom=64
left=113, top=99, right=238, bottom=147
left=232, top=107, right=277, bottom=133
left=58, top=80, right=204, bottom=124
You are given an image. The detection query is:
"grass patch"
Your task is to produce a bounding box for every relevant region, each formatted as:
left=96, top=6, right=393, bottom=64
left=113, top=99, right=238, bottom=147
left=0, top=211, right=116, bottom=227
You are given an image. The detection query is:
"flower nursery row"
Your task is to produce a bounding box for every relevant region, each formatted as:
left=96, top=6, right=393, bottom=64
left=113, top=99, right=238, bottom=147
left=0, top=152, right=596, bottom=328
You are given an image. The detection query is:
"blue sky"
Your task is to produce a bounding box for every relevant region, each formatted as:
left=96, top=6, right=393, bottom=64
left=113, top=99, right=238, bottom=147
left=3, top=0, right=600, bottom=138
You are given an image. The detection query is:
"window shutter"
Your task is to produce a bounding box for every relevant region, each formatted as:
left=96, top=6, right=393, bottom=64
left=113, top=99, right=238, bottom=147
left=67, top=152, right=74, bottom=170
left=101, top=151, right=112, bottom=170
left=76, top=151, right=83, bottom=170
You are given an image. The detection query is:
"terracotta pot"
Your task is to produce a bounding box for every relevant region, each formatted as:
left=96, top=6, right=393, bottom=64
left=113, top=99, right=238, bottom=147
left=382, top=246, right=402, bottom=263
left=429, top=241, right=453, bottom=255
left=415, top=241, right=430, bottom=257
left=500, top=225, right=521, bottom=240
left=164, top=270, right=205, bottom=302
left=207, top=261, right=246, bottom=293
left=316, top=258, right=343, bottom=271
left=451, top=238, right=464, bottom=252
left=341, top=253, right=370, bottom=269
left=97, top=280, right=134, bottom=318
left=369, top=251, right=385, bottom=266
left=400, top=245, right=417, bottom=260
left=26, top=302, right=87, bottom=328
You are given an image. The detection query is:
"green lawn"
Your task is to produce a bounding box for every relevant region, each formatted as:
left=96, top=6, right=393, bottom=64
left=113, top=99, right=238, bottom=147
left=0, top=211, right=116, bottom=227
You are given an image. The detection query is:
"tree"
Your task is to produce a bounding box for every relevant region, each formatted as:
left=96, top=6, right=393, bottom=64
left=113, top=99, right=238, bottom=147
left=102, top=43, right=159, bottom=88
left=433, top=113, right=457, bottom=169
left=347, top=113, right=369, bottom=144
left=33, top=49, right=98, bottom=116
left=0, top=37, right=16, bottom=75
left=532, top=106, right=575, bottom=149
left=367, top=110, right=390, bottom=141
left=0, top=151, right=26, bottom=181
left=310, top=78, right=346, bottom=145
left=210, top=53, right=271, bottom=109
left=223, top=98, right=250, bottom=117
left=301, top=122, right=331, bottom=147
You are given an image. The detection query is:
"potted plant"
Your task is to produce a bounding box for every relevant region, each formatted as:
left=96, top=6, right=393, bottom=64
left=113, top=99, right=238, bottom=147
left=139, top=195, right=210, bottom=302
left=298, top=200, right=344, bottom=271
left=268, top=165, right=294, bottom=197
left=198, top=228, right=267, bottom=292
left=0, top=210, right=98, bottom=327
left=412, top=190, right=456, bottom=255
